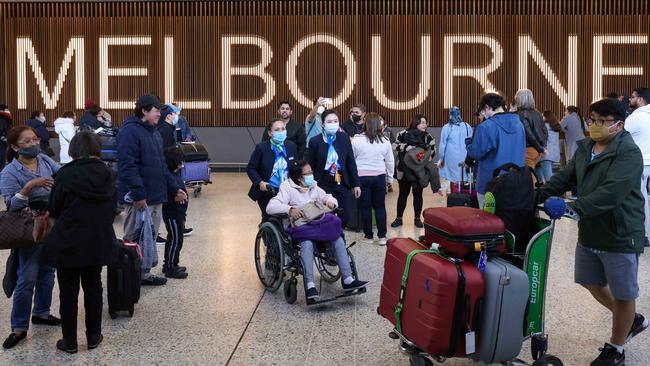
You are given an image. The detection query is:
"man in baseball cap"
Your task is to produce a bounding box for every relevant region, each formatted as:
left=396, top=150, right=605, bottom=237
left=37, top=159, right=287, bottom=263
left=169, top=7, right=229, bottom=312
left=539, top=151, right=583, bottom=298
left=116, top=94, right=186, bottom=286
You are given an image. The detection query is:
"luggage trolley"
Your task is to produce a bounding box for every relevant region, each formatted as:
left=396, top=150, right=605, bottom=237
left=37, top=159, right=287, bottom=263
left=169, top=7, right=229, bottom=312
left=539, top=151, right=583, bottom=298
left=394, top=198, right=566, bottom=366
left=179, top=142, right=212, bottom=197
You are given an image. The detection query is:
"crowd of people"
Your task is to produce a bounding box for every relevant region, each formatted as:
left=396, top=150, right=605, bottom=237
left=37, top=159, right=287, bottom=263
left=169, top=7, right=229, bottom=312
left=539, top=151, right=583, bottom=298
left=0, top=85, right=648, bottom=365
left=247, top=88, right=649, bottom=366
left=0, top=95, right=197, bottom=353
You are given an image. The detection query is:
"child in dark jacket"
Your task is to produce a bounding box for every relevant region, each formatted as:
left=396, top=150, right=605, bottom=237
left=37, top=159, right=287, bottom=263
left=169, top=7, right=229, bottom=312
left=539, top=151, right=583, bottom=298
left=162, top=147, right=189, bottom=279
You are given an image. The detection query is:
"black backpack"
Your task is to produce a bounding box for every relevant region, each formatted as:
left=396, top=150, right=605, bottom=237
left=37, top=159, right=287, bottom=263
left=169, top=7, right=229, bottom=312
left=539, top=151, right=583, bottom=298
left=485, top=163, right=537, bottom=252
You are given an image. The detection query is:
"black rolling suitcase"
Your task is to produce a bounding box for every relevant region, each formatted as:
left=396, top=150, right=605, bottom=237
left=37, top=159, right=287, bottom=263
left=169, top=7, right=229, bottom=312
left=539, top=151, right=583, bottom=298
left=345, top=193, right=363, bottom=232
left=179, top=142, right=209, bottom=162
left=107, top=240, right=142, bottom=319
left=446, top=163, right=479, bottom=208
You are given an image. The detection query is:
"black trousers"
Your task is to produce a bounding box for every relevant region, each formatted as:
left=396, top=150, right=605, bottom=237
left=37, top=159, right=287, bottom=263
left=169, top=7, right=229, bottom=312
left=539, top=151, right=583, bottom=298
left=396, top=178, right=424, bottom=219
left=164, top=216, right=185, bottom=268
left=57, top=266, right=103, bottom=344
left=320, top=183, right=353, bottom=227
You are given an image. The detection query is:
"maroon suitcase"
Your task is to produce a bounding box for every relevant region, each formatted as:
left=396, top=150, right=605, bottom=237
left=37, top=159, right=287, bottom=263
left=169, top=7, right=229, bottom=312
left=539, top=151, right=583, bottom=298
left=379, top=238, right=485, bottom=357
left=423, top=207, right=506, bottom=258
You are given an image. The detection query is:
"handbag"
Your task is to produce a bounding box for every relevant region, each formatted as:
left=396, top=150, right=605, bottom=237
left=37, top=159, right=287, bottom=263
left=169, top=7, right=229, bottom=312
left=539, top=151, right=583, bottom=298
left=0, top=209, right=39, bottom=250
left=292, top=201, right=332, bottom=227
left=286, top=213, right=343, bottom=243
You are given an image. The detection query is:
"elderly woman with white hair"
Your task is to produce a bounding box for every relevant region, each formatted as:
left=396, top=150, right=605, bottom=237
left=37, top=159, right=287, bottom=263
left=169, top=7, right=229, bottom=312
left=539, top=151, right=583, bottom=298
left=512, top=89, right=548, bottom=169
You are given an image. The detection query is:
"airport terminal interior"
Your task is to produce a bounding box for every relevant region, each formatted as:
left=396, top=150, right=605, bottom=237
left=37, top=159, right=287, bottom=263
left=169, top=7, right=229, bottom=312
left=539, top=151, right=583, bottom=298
left=0, top=1, right=650, bottom=365
left=0, top=176, right=648, bottom=365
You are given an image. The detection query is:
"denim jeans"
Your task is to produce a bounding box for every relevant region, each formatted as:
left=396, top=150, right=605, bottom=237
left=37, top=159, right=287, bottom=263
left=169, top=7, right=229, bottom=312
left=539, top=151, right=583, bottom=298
left=300, top=238, right=353, bottom=286
left=536, top=160, right=554, bottom=183
left=359, top=175, right=388, bottom=239
left=11, top=245, right=56, bottom=332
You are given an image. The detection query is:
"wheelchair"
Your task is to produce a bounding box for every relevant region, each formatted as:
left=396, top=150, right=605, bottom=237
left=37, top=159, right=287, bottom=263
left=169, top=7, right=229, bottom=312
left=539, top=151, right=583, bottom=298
left=253, top=213, right=366, bottom=305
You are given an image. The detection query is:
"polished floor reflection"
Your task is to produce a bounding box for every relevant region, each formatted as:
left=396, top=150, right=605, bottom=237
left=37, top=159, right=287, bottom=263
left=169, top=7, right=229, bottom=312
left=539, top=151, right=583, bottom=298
left=0, top=173, right=648, bottom=365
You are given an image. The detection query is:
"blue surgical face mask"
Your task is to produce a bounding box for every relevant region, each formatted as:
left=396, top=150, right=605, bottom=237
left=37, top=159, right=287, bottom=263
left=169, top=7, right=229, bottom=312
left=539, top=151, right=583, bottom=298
left=172, top=115, right=179, bottom=126
left=303, top=174, right=315, bottom=187
left=324, top=123, right=339, bottom=135
left=272, top=130, right=287, bottom=144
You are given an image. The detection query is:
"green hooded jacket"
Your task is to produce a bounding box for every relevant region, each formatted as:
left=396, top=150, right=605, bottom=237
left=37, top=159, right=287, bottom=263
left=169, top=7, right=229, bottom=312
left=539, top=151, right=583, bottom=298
left=539, top=130, right=645, bottom=253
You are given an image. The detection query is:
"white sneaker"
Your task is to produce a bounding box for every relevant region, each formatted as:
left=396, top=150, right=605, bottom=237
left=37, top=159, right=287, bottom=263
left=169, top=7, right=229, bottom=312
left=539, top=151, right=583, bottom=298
left=378, top=237, right=388, bottom=246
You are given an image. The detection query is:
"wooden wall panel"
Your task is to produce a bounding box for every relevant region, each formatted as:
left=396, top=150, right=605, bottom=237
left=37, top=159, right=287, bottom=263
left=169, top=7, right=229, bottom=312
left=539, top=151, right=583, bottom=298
left=0, top=0, right=649, bottom=127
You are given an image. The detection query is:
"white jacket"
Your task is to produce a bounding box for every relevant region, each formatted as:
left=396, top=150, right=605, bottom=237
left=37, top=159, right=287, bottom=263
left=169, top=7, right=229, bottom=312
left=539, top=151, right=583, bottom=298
left=351, top=134, right=395, bottom=183
left=54, top=117, right=76, bottom=164
left=625, top=105, right=650, bottom=165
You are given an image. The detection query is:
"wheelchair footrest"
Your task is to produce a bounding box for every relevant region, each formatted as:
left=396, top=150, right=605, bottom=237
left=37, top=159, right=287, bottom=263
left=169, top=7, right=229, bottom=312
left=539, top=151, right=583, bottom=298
left=305, top=287, right=366, bottom=306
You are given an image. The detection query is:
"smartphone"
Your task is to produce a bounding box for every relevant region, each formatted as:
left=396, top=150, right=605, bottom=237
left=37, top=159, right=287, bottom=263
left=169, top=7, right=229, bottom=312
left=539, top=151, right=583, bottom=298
left=322, top=98, right=333, bottom=106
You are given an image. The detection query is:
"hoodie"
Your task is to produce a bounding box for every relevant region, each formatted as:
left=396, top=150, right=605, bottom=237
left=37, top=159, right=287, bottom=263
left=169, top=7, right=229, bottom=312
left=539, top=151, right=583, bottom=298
left=117, top=115, right=183, bottom=205
left=54, top=117, right=76, bottom=164
left=466, top=112, right=526, bottom=194
left=624, top=104, right=650, bottom=165
left=43, top=158, right=119, bottom=268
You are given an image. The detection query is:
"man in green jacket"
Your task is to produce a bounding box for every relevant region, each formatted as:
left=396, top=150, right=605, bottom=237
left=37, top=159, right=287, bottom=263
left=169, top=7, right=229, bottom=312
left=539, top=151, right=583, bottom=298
left=539, top=98, right=647, bottom=366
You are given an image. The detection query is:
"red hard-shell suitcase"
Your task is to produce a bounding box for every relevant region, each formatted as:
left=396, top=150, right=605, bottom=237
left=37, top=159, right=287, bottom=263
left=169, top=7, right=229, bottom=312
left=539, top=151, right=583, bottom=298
left=423, top=207, right=506, bottom=258
left=379, top=238, right=485, bottom=357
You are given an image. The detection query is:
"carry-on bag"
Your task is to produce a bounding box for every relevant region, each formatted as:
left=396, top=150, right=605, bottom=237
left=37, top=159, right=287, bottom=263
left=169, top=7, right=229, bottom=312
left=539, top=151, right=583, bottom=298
left=344, top=193, right=363, bottom=232
left=181, top=160, right=210, bottom=183
left=379, top=237, right=484, bottom=357
left=484, top=163, right=537, bottom=251
left=107, top=240, right=142, bottom=318
left=97, top=128, right=118, bottom=162
left=447, top=163, right=478, bottom=208
left=179, top=142, right=209, bottom=162
left=423, top=207, right=506, bottom=258
left=472, top=257, right=529, bottom=363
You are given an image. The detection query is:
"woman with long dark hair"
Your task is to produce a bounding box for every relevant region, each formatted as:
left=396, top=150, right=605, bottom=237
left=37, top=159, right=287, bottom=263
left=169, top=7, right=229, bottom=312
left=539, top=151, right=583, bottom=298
left=391, top=114, right=436, bottom=228
left=351, top=113, right=394, bottom=245
left=0, top=126, right=61, bottom=349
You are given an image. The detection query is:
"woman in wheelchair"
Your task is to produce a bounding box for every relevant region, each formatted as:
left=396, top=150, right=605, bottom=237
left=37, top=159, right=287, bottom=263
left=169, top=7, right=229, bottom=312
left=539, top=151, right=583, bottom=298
left=266, top=160, right=368, bottom=301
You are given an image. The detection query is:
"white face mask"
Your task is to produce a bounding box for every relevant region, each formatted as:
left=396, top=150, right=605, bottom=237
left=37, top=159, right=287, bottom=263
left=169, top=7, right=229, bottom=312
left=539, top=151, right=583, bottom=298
left=316, top=106, right=325, bottom=115
left=324, top=122, right=340, bottom=135
left=172, top=115, right=179, bottom=126
left=37, top=116, right=46, bottom=123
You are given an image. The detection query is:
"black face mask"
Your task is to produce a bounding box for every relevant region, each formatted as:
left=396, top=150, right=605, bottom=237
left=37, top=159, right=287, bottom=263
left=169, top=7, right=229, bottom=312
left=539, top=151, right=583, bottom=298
left=18, top=145, right=40, bottom=158
left=351, top=114, right=361, bottom=123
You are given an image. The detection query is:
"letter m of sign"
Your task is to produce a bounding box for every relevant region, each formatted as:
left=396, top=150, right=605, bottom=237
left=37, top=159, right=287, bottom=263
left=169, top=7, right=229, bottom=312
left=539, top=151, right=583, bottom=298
left=16, top=37, right=85, bottom=110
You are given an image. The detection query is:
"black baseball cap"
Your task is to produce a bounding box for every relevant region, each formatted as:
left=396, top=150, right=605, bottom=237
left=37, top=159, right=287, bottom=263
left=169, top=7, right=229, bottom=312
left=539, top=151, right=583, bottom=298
left=135, top=94, right=162, bottom=111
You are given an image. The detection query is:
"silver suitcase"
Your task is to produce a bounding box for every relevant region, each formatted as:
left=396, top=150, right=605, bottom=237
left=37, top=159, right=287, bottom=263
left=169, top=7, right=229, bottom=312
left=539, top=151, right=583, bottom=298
left=472, top=258, right=529, bottom=363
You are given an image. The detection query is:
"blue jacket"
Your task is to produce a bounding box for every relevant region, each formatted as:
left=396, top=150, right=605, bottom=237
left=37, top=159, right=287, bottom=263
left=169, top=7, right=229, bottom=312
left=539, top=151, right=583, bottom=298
left=246, top=140, right=298, bottom=201
left=177, top=115, right=194, bottom=141
left=466, top=112, right=526, bottom=194
left=117, top=115, right=183, bottom=205
left=307, top=132, right=361, bottom=189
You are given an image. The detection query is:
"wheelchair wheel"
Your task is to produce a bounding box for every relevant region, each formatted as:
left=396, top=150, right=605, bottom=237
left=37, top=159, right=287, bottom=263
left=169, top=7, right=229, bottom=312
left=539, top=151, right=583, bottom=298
left=283, top=278, right=298, bottom=304
left=532, top=355, right=563, bottom=366
left=315, top=246, right=341, bottom=284
left=254, top=222, right=285, bottom=293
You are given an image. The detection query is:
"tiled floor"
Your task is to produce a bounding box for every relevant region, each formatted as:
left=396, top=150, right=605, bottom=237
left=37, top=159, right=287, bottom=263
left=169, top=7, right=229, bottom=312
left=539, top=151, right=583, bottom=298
left=0, top=172, right=648, bottom=365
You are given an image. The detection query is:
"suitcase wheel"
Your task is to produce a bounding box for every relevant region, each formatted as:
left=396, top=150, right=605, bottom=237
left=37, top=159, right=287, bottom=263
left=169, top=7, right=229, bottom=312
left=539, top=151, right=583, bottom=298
left=532, top=355, right=563, bottom=366
left=108, top=309, right=117, bottom=320
left=409, top=355, right=433, bottom=366
left=128, top=306, right=134, bottom=317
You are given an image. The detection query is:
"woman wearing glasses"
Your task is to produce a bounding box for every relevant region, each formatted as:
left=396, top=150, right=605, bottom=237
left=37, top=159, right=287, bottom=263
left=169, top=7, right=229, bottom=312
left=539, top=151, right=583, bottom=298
left=0, top=126, right=61, bottom=349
